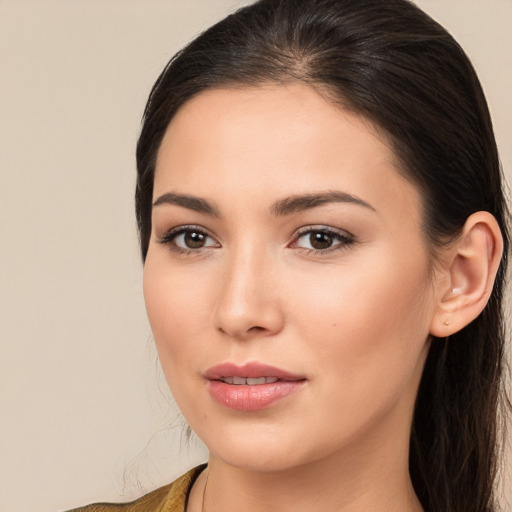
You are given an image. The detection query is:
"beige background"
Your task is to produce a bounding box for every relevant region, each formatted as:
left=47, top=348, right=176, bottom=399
left=0, top=1, right=510, bottom=511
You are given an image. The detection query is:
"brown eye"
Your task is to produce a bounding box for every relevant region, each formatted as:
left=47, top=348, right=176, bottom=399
left=291, top=226, right=355, bottom=253
left=158, top=226, right=219, bottom=252
left=309, top=231, right=333, bottom=250
left=184, top=231, right=206, bottom=248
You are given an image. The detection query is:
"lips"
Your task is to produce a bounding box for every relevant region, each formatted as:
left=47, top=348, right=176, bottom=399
left=205, top=362, right=306, bottom=411
left=204, top=361, right=304, bottom=381
left=219, top=376, right=279, bottom=385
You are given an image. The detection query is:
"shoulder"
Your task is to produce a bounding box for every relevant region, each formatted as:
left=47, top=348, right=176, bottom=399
left=66, top=484, right=171, bottom=512
left=65, top=464, right=206, bottom=512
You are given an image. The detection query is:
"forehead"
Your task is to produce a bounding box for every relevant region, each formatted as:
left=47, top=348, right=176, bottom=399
left=154, top=84, right=421, bottom=222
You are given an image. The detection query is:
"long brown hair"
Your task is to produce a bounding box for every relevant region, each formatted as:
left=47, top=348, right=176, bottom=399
left=135, top=1, right=510, bottom=510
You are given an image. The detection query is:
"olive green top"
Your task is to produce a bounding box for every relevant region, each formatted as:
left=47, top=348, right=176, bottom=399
left=67, top=465, right=206, bottom=512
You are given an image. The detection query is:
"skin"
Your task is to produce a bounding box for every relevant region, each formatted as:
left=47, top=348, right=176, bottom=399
left=143, top=83, right=444, bottom=512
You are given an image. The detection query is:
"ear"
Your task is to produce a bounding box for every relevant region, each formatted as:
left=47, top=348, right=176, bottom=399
left=430, top=211, right=504, bottom=337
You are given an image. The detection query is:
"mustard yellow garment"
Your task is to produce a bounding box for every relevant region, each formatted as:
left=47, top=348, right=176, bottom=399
left=67, top=464, right=205, bottom=512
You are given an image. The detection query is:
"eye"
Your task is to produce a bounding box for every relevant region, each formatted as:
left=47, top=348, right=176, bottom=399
left=158, top=226, right=219, bottom=252
left=290, top=226, right=355, bottom=253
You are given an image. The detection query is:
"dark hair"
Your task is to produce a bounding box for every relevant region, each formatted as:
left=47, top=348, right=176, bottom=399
left=136, top=1, right=510, bottom=510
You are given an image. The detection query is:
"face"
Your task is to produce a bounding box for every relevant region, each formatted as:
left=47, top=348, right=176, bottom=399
left=144, top=84, right=438, bottom=472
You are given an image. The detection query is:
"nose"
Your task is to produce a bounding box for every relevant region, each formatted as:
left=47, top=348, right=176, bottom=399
left=213, top=248, right=284, bottom=341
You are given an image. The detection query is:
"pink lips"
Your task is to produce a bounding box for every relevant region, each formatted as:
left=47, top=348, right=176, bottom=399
left=205, top=362, right=306, bottom=411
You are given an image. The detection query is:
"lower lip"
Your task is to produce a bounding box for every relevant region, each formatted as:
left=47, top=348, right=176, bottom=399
left=208, top=380, right=306, bottom=411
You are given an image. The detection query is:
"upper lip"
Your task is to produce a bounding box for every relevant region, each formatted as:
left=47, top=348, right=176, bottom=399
left=204, top=361, right=305, bottom=381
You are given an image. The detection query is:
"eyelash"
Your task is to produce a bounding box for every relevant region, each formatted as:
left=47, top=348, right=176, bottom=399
left=157, top=225, right=355, bottom=256
left=157, top=225, right=218, bottom=255
left=289, top=225, right=355, bottom=255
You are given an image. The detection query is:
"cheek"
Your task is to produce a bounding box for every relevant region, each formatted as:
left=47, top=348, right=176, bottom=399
left=285, top=249, right=433, bottom=392
left=143, top=259, right=219, bottom=424
left=143, top=258, right=212, bottom=372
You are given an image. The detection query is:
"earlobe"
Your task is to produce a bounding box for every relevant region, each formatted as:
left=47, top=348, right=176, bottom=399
left=430, top=211, right=503, bottom=337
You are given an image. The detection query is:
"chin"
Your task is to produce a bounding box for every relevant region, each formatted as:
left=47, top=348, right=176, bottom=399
left=211, top=446, right=307, bottom=473
left=195, top=424, right=310, bottom=472
left=195, top=419, right=351, bottom=475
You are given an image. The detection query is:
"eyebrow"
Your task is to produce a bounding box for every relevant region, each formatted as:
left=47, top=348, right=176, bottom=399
left=152, top=192, right=221, bottom=217
left=152, top=190, right=375, bottom=218
left=270, top=191, right=376, bottom=216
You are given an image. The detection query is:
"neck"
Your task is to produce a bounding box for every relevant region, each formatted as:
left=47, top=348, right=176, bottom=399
left=195, top=421, right=423, bottom=512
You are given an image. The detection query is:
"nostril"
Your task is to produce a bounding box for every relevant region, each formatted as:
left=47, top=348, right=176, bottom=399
left=248, top=326, right=266, bottom=332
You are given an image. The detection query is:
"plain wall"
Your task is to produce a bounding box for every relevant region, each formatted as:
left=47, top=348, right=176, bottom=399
left=0, top=1, right=510, bottom=511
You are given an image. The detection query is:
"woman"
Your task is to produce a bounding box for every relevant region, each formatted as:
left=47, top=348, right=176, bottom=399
left=72, top=0, right=510, bottom=511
